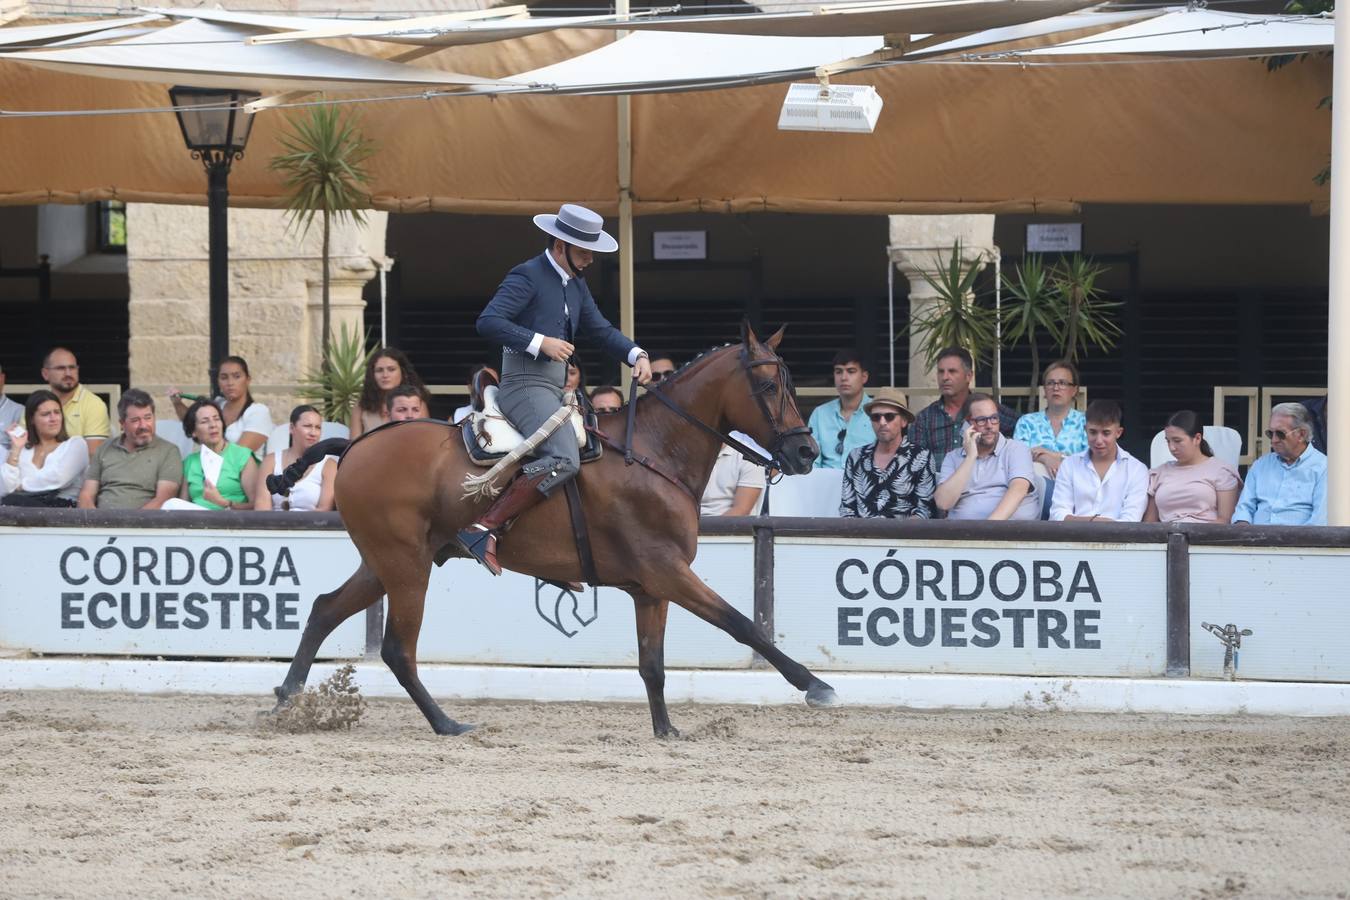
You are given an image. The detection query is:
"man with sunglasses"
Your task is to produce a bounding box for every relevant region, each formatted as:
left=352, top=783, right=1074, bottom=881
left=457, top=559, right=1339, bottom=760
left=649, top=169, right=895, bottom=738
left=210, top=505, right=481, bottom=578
left=840, top=388, right=934, bottom=518
left=648, top=355, right=677, bottom=384
left=1232, top=402, right=1327, bottom=526
left=807, top=348, right=874, bottom=469
left=935, top=393, right=1041, bottom=520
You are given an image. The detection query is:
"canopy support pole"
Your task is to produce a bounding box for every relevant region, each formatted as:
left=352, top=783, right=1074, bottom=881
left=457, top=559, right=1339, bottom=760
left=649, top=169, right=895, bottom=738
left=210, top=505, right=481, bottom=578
left=617, top=0, right=635, bottom=394
left=1330, top=9, right=1349, bottom=525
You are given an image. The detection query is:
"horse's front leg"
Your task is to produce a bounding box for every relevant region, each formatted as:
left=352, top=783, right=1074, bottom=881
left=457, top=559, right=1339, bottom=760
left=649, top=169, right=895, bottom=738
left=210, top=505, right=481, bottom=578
left=629, top=590, right=677, bottom=738
left=641, top=564, right=838, bottom=708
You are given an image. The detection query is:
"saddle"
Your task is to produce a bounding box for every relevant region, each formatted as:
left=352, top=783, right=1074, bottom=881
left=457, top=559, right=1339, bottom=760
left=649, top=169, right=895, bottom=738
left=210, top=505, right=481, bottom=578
left=462, top=384, right=603, bottom=467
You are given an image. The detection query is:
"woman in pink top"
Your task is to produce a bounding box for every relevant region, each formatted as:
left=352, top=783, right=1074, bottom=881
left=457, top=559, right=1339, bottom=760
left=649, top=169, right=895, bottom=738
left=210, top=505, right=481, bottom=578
left=1144, top=410, right=1241, bottom=524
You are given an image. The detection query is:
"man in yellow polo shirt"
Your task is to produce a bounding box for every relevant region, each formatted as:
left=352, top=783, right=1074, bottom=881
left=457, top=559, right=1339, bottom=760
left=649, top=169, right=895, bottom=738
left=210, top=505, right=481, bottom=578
left=42, top=346, right=110, bottom=454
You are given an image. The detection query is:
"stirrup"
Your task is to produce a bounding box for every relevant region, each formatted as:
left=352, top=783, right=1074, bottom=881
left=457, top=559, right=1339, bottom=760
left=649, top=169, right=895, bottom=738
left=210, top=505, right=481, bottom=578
left=456, top=525, right=501, bottom=576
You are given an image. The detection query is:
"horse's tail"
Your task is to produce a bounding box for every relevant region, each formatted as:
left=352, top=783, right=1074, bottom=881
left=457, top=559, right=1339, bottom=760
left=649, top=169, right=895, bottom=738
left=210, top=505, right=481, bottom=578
left=266, top=438, right=350, bottom=497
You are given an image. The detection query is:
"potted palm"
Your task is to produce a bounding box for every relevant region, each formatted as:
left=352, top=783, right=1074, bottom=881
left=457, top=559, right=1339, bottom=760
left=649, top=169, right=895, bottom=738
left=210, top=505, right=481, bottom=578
left=269, top=104, right=376, bottom=374
left=904, top=241, right=998, bottom=374
left=1001, top=254, right=1063, bottom=402
left=1050, top=254, right=1122, bottom=364
left=297, top=323, right=377, bottom=425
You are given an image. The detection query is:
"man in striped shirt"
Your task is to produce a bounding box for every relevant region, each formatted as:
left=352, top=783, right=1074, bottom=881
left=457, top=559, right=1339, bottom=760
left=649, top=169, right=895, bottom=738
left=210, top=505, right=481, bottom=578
left=909, top=346, right=1016, bottom=473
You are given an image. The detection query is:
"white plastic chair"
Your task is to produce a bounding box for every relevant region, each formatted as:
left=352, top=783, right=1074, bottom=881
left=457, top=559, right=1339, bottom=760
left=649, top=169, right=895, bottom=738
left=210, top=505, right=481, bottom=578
left=767, top=467, right=845, bottom=517
left=1149, top=425, right=1243, bottom=469
left=156, top=419, right=197, bottom=460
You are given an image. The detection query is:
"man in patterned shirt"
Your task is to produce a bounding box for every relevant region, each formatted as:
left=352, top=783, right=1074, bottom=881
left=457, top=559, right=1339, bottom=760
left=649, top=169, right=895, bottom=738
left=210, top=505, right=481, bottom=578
left=910, top=347, right=1016, bottom=473
left=840, top=388, right=935, bottom=519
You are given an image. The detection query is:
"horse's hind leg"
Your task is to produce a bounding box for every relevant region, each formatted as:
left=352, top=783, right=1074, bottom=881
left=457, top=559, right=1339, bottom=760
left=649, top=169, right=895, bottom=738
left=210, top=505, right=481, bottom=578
left=644, top=564, right=838, bottom=708
left=274, top=562, right=384, bottom=708
left=381, top=568, right=474, bottom=736
left=630, top=591, right=677, bottom=738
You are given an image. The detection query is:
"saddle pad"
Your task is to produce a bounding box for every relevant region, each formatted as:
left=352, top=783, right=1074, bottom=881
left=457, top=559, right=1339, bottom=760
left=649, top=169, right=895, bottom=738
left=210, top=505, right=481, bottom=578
left=463, top=385, right=596, bottom=467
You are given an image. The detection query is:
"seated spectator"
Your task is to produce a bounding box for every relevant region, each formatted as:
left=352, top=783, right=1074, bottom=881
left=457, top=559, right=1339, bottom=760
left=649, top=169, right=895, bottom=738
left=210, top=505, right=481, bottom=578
left=840, top=388, right=934, bottom=519
left=42, top=346, right=109, bottom=453
left=0, top=361, right=22, bottom=457
left=565, top=361, right=584, bottom=396
left=912, top=347, right=1017, bottom=473
left=254, top=405, right=336, bottom=511
left=808, top=348, right=874, bottom=470
left=2, top=389, right=89, bottom=507
left=1049, top=399, right=1148, bottom=522
left=179, top=399, right=258, bottom=510
left=453, top=364, right=497, bottom=425
left=386, top=385, right=428, bottom=421
left=169, top=355, right=271, bottom=457
left=352, top=348, right=429, bottom=436
left=648, top=355, right=678, bottom=384
left=1232, top=402, right=1327, bottom=526
left=1144, top=410, right=1241, bottom=524
left=78, top=389, right=182, bottom=510
left=701, top=437, right=767, bottom=517
left=935, top=393, right=1040, bottom=521
left=590, top=385, right=623, bottom=415
left=1014, top=359, right=1087, bottom=478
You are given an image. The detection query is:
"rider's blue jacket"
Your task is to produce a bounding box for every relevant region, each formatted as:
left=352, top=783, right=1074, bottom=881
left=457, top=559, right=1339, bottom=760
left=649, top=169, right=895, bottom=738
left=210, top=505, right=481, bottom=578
left=476, top=252, right=637, bottom=363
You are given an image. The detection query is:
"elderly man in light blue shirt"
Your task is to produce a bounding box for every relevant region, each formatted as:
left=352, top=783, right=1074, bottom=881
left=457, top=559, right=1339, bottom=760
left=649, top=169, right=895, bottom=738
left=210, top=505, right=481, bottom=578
left=807, top=349, right=873, bottom=469
left=1233, top=402, right=1327, bottom=526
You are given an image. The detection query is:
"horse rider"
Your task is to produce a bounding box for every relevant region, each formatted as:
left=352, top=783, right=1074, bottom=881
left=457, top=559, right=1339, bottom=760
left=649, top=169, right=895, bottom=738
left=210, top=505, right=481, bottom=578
left=458, top=203, right=653, bottom=575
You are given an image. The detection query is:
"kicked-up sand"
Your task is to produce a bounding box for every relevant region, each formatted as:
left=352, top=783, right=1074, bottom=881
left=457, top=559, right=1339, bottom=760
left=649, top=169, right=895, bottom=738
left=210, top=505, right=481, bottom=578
left=2, top=688, right=1349, bottom=899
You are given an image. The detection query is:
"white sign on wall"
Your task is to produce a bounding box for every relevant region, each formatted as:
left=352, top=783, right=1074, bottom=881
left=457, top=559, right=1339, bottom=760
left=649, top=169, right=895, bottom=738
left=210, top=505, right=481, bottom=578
left=0, top=528, right=366, bottom=658
left=0, top=528, right=757, bottom=669
left=652, top=230, right=707, bottom=260
left=772, top=539, right=1167, bottom=676
left=1190, top=547, right=1350, bottom=683
left=1026, top=223, right=1083, bottom=253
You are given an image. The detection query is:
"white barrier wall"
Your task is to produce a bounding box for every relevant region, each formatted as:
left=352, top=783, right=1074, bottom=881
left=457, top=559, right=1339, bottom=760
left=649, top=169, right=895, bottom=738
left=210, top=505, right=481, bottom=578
left=0, top=527, right=756, bottom=668
left=0, top=527, right=366, bottom=658
left=773, top=538, right=1168, bottom=676
left=419, top=537, right=755, bottom=667
left=1189, top=547, right=1350, bottom=683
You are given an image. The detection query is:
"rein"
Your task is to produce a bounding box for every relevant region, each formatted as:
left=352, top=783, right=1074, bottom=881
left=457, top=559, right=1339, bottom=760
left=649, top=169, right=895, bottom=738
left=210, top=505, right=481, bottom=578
left=597, top=344, right=809, bottom=498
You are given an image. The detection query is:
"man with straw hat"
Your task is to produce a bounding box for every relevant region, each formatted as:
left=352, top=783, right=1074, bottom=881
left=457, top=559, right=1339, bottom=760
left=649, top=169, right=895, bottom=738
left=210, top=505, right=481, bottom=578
left=458, top=204, right=653, bottom=575
left=840, top=388, right=936, bottom=519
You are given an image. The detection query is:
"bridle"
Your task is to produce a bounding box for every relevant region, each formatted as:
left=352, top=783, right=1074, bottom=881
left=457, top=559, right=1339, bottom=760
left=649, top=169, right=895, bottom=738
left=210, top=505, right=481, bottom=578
left=621, top=343, right=811, bottom=475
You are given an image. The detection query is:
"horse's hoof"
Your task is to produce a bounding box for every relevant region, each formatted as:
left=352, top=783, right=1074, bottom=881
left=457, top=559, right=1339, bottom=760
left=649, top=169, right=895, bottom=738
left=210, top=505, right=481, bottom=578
left=805, top=681, right=839, bottom=708
left=654, top=725, right=681, bottom=740
left=435, top=720, right=476, bottom=736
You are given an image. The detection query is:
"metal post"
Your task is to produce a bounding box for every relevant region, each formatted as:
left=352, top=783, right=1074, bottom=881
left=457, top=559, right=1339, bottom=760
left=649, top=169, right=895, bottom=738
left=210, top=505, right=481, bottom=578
left=752, top=523, right=775, bottom=667
left=886, top=253, right=896, bottom=386
left=616, top=0, right=635, bottom=393
left=1165, top=531, right=1190, bottom=677
left=1329, top=9, right=1350, bottom=525
left=206, top=161, right=230, bottom=394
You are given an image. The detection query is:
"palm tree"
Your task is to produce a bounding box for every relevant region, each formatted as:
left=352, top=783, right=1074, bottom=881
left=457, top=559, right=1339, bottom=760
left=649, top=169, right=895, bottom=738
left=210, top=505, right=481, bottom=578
left=1001, top=254, right=1063, bottom=395
left=269, top=104, right=376, bottom=373
left=905, top=241, right=998, bottom=373
left=1051, top=254, right=1122, bottom=364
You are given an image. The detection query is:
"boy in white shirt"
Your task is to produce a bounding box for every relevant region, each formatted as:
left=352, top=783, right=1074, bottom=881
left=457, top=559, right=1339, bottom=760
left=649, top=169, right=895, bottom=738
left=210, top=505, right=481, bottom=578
left=1050, top=399, right=1148, bottom=522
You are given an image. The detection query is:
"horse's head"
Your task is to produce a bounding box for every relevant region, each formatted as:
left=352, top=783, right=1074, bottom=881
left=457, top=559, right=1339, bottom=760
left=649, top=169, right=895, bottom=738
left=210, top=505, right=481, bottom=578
left=723, top=321, right=820, bottom=476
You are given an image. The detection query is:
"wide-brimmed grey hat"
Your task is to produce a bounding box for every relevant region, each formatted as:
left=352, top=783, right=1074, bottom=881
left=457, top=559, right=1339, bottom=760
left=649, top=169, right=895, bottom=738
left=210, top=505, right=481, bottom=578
left=533, top=204, right=618, bottom=253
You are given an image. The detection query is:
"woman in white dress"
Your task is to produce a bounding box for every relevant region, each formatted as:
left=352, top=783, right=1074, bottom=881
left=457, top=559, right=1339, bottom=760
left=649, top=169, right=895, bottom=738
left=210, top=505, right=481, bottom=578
left=253, top=404, right=337, bottom=512
left=1, top=390, right=88, bottom=507
left=169, top=355, right=272, bottom=458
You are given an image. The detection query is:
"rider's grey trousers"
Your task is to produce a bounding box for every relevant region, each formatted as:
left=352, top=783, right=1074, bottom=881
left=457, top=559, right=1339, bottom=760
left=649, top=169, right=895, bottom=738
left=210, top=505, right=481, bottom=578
left=498, top=349, right=577, bottom=496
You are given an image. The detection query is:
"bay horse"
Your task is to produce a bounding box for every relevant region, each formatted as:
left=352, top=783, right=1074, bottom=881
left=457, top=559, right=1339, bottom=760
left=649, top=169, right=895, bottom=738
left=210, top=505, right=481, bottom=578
left=271, top=321, right=837, bottom=736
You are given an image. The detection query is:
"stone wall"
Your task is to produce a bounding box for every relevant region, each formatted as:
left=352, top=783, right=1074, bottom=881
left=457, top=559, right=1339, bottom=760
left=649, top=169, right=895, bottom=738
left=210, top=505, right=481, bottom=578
left=126, top=203, right=387, bottom=421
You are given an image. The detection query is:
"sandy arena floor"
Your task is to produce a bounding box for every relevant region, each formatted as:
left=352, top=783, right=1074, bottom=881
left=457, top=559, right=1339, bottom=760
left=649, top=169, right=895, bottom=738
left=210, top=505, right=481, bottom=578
left=2, top=688, right=1349, bottom=899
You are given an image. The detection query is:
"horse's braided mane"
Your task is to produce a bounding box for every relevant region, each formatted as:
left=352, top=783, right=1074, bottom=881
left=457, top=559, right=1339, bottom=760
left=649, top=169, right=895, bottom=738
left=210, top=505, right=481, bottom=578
left=659, top=341, right=737, bottom=386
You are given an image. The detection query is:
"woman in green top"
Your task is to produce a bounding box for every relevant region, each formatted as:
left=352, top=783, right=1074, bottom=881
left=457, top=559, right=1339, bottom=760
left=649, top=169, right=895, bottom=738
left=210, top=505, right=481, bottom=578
left=180, top=399, right=258, bottom=510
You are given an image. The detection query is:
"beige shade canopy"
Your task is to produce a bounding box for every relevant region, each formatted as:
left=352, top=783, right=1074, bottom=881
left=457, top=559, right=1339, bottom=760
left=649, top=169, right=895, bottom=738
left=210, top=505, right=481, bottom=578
left=0, top=8, right=1332, bottom=214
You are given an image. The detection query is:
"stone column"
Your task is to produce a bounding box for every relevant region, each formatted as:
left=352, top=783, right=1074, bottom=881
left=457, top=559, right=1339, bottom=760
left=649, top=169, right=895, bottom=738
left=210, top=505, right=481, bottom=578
left=888, top=215, right=995, bottom=391
left=127, top=203, right=387, bottom=418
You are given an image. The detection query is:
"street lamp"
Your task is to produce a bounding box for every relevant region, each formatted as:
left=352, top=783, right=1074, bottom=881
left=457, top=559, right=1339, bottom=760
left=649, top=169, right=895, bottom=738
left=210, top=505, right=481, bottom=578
left=169, top=85, right=260, bottom=394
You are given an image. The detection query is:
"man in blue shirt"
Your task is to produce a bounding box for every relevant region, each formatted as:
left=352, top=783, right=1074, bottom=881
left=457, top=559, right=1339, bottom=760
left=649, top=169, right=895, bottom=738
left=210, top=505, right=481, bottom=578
left=807, top=349, right=873, bottom=469
left=1233, top=402, right=1327, bottom=526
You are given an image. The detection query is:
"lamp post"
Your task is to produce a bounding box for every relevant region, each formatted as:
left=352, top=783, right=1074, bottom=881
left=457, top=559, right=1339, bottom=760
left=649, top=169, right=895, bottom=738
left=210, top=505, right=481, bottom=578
left=169, top=86, right=260, bottom=394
